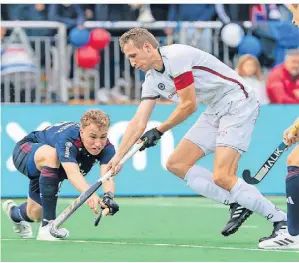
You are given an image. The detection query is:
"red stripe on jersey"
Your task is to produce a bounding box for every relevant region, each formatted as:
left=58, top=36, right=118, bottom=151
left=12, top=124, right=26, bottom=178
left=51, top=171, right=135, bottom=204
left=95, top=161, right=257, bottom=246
left=192, top=66, right=248, bottom=98
left=174, top=71, right=194, bottom=91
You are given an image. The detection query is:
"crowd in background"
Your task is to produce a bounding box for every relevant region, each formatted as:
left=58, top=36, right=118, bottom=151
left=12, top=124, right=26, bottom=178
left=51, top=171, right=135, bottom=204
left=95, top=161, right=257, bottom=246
left=1, top=4, right=299, bottom=104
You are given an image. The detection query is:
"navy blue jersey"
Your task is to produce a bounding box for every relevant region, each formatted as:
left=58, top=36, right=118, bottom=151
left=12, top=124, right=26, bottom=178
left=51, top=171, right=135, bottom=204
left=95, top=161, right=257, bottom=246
left=22, top=122, right=115, bottom=178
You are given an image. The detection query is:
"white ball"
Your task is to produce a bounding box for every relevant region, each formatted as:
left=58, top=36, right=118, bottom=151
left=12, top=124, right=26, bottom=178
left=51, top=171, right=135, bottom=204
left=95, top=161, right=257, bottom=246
left=221, top=23, right=245, bottom=48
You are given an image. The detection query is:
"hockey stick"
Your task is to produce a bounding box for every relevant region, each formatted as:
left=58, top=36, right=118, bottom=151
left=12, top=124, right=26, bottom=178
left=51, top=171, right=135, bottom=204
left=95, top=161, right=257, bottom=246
left=242, top=142, right=288, bottom=184
left=242, top=124, right=298, bottom=184
left=50, top=142, right=143, bottom=235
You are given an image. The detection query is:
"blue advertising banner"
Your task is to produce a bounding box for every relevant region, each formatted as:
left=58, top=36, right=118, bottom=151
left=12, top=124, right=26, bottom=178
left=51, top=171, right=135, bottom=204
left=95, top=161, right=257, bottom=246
left=1, top=104, right=298, bottom=197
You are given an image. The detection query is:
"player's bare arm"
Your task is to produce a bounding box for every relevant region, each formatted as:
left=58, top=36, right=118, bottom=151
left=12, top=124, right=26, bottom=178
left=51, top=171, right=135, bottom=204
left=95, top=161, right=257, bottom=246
left=108, top=99, right=156, bottom=174
left=61, top=162, right=104, bottom=214
left=157, top=83, right=197, bottom=133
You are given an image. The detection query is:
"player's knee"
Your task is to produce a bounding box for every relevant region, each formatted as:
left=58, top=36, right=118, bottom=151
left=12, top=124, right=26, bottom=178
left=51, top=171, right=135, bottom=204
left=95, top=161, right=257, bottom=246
left=166, top=158, right=185, bottom=178
left=35, top=146, right=60, bottom=168
left=287, top=152, right=299, bottom=166
left=27, top=205, right=42, bottom=222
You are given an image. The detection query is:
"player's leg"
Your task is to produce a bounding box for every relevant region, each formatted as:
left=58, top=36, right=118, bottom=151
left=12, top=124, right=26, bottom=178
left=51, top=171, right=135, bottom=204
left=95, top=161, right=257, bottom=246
left=215, top=98, right=287, bottom=239
left=2, top=140, right=42, bottom=238
left=33, top=145, right=69, bottom=240
left=167, top=139, right=233, bottom=205
left=166, top=112, right=251, bottom=236
left=259, top=145, right=299, bottom=249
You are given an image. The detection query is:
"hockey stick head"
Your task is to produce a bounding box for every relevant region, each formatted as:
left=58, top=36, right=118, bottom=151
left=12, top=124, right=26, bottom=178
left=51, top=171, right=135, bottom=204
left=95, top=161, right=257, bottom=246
left=242, top=169, right=260, bottom=185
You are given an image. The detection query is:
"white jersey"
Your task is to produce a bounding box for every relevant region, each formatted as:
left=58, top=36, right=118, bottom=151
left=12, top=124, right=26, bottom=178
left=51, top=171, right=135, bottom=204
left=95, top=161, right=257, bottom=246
left=141, top=44, right=254, bottom=112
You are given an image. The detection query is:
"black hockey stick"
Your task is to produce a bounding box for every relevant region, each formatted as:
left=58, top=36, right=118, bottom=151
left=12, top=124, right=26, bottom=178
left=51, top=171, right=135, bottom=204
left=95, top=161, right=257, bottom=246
left=242, top=142, right=288, bottom=185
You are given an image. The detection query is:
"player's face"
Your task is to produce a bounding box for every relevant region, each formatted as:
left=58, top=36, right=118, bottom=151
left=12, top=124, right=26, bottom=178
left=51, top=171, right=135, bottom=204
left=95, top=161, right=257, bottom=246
left=242, top=59, right=257, bottom=76
left=285, top=55, right=299, bottom=76
left=80, top=123, right=108, bottom=155
left=123, top=40, right=152, bottom=72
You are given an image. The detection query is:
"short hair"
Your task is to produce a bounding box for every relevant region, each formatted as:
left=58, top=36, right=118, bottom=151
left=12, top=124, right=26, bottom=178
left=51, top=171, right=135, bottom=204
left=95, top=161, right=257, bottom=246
left=119, top=27, right=159, bottom=52
left=80, top=109, right=110, bottom=129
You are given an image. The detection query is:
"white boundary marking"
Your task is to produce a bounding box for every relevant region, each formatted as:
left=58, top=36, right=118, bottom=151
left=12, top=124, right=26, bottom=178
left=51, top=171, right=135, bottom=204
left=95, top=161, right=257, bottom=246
left=1, top=238, right=298, bottom=254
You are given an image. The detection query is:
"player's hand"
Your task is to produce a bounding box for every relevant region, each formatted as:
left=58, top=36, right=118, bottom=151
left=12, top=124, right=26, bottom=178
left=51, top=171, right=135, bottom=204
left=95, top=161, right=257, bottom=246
left=107, top=154, right=123, bottom=176
left=139, top=128, right=163, bottom=151
left=87, top=193, right=107, bottom=215
left=101, top=191, right=119, bottom=216
left=288, top=4, right=299, bottom=27
left=283, top=126, right=299, bottom=146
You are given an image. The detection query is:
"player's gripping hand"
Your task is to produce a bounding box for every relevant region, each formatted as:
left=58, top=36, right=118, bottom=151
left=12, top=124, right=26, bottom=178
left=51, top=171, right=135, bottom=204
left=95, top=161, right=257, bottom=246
left=283, top=125, right=299, bottom=146
left=107, top=154, right=123, bottom=176
left=140, top=128, right=163, bottom=151
left=87, top=193, right=107, bottom=215
left=101, top=192, right=119, bottom=215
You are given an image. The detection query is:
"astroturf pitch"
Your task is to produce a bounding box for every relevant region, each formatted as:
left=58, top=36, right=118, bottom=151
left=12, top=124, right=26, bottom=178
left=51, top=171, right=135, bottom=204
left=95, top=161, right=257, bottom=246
left=1, top=197, right=298, bottom=262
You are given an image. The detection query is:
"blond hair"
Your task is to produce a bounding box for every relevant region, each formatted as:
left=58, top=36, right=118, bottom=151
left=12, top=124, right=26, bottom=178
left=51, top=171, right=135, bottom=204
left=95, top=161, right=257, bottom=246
left=237, top=54, right=263, bottom=80
left=80, top=109, right=110, bottom=129
left=119, top=27, right=159, bottom=52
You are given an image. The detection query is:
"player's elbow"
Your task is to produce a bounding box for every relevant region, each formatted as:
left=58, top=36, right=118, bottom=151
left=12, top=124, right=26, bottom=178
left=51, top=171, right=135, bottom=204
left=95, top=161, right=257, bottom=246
left=181, top=100, right=197, bottom=115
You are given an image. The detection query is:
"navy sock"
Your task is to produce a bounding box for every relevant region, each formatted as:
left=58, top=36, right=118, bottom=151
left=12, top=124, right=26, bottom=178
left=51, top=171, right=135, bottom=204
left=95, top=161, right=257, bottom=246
left=39, top=167, right=59, bottom=227
left=286, top=166, right=299, bottom=236
left=10, top=202, right=34, bottom=223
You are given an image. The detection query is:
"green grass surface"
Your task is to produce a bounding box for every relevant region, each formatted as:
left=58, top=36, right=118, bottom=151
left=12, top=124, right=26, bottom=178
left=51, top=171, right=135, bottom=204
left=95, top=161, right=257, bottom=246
left=1, top=197, right=298, bottom=262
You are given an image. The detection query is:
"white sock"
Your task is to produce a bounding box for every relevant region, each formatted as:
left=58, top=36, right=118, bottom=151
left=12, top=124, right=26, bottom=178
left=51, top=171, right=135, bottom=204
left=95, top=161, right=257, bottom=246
left=184, top=165, right=233, bottom=205
left=230, top=178, right=287, bottom=222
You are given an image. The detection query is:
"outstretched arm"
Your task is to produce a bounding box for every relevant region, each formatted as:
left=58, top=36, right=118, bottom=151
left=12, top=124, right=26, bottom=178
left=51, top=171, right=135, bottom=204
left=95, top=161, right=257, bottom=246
left=108, top=99, right=156, bottom=174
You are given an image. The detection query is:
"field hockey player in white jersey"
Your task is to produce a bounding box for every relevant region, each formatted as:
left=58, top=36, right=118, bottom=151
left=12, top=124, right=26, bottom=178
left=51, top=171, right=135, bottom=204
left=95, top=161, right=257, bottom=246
left=107, top=28, right=287, bottom=242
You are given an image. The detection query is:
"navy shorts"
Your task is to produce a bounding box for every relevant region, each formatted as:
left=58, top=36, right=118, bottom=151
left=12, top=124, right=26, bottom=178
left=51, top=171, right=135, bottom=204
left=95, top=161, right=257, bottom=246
left=13, top=140, right=45, bottom=205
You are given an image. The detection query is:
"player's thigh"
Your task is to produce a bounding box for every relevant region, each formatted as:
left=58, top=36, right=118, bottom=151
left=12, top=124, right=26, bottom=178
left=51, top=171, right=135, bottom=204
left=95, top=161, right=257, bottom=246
left=167, top=138, right=205, bottom=178
left=216, top=97, right=259, bottom=153
left=287, top=144, right=299, bottom=166
left=34, top=144, right=60, bottom=170
left=183, top=112, right=218, bottom=155
left=13, top=141, right=44, bottom=178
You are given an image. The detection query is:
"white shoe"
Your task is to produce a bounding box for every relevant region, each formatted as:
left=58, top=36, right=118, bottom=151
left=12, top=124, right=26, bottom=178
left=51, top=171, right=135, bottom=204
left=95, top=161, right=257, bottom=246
left=2, top=200, right=33, bottom=238
left=259, top=228, right=299, bottom=249
left=37, top=221, right=69, bottom=241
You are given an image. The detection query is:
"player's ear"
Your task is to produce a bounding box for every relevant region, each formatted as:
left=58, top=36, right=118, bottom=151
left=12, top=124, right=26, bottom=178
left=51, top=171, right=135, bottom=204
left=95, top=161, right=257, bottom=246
left=143, top=41, right=151, bottom=52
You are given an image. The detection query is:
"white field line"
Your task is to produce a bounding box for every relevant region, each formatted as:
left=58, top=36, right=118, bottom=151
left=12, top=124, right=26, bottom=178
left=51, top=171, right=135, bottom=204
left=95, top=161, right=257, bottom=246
left=1, top=238, right=298, bottom=254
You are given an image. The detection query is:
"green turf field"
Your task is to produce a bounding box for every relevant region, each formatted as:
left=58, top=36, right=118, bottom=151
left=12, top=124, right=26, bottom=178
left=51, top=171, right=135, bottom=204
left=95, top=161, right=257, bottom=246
left=1, top=197, right=298, bottom=262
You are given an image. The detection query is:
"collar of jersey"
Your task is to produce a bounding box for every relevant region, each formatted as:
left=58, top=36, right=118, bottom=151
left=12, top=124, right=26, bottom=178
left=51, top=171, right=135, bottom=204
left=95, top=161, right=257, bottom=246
left=154, top=48, right=165, bottom=74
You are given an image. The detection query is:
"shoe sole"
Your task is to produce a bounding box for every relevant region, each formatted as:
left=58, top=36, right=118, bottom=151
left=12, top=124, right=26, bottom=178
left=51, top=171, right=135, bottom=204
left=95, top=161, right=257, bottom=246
left=222, top=211, right=253, bottom=237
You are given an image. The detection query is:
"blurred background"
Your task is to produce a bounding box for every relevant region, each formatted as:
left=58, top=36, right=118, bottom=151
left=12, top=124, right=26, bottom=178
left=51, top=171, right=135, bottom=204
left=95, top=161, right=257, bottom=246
left=1, top=3, right=299, bottom=198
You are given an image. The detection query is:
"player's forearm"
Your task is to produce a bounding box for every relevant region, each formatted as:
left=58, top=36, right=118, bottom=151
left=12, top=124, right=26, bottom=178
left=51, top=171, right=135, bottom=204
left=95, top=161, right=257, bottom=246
left=67, top=172, right=91, bottom=193
left=117, top=120, right=145, bottom=158
left=102, top=178, right=115, bottom=194
left=62, top=163, right=91, bottom=193
left=158, top=101, right=197, bottom=133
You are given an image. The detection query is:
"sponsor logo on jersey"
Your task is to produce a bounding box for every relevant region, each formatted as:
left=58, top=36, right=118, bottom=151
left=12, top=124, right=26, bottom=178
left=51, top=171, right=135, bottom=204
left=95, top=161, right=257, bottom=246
left=158, top=83, right=165, bottom=90
left=64, top=142, right=72, bottom=158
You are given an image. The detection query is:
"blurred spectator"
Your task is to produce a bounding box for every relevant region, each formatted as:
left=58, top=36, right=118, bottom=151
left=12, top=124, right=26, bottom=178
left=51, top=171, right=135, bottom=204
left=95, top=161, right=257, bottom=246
left=94, top=4, right=138, bottom=21
left=216, top=4, right=251, bottom=24
left=129, top=4, right=155, bottom=23
left=250, top=4, right=281, bottom=24
left=80, top=4, right=95, bottom=21
left=236, top=54, right=269, bottom=104
left=150, top=4, right=169, bottom=21
left=266, top=49, right=299, bottom=104
left=166, top=4, right=216, bottom=52
left=49, top=4, right=85, bottom=30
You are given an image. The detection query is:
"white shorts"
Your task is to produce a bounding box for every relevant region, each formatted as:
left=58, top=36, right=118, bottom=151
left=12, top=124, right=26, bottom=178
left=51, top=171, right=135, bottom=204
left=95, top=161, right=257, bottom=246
left=184, top=97, right=260, bottom=155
